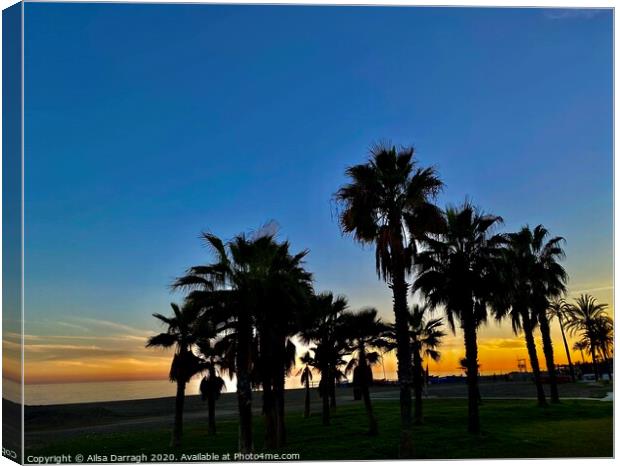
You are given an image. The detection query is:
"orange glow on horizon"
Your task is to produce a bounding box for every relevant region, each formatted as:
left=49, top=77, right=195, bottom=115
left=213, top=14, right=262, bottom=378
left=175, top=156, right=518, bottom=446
left=19, top=289, right=613, bottom=386
left=22, top=334, right=596, bottom=385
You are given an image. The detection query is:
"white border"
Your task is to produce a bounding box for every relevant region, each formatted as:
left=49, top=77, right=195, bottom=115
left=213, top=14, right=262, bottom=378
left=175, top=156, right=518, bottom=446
left=0, top=2, right=615, bottom=466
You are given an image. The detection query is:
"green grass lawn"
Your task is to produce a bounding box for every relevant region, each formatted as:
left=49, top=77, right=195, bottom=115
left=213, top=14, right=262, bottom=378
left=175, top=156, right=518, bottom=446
left=26, top=399, right=612, bottom=461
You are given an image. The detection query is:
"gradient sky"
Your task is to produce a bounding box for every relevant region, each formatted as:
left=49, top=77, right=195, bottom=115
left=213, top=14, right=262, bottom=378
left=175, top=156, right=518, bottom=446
left=20, top=4, right=613, bottom=384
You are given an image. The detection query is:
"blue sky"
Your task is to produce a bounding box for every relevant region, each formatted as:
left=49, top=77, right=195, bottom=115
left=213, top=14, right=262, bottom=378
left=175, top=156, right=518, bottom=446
left=22, top=4, right=612, bottom=382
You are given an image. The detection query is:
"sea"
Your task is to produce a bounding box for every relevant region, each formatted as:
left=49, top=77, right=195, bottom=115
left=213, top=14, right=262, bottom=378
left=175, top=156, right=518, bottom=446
left=5, top=375, right=316, bottom=406
left=4, top=370, right=434, bottom=406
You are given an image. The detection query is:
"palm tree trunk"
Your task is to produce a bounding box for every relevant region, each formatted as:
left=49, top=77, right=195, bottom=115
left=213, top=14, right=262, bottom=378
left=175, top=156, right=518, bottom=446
left=463, top=318, right=480, bottom=434
left=171, top=380, right=185, bottom=447
left=262, top=380, right=277, bottom=449
left=258, top=331, right=277, bottom=449
left=522, top=315, right=547, bottom=406
left=539, top=312, right=559, bottom=403
left=319, top=371, right=330, bottom=426
left=329, top=372, right=337, bottom=408
left=359, top=348, right=378, bottom=436
left=589, top=341, right=600, bottom=381
left=207, top=366, right=217, bottom=435
left=361, top=380, right=378, bottom=436
left=412, top=347, right=423, bottom=425
left=390, top=220, right=413, bottom=458
left=274, top=367, right=286, bottom=448
left=236, top=317, right=253, bottom=453
left=393, top=278, right=414, bottom=456
left=557, top=316, right=575, bottom=382
left=304, top=378, right=310, bottom=418
left=207, top=393, right=216, bottom=436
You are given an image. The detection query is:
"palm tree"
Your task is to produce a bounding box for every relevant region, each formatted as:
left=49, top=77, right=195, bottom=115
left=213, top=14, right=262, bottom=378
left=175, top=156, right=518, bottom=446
left=414, top=202, right=503, bottom=433
left=565, top=294, right=609, bottom=381
left=146, top=302, right=202, bottom=447
left=547, top=299, right=576, bottom=381
left=335, top=143, right=443, bottom=456
left=250, top=238, right=312, bottom=449
left=528, top=226, right=567, bottom=403
left=297, top=351, right=314, bottom=418
left=172, top=232, right=254, bottom=453
left=384, top=303, right=445, bottom=424
left=173, top=231, right=311, bottom=451
left=572, top=313, right=614, bottom=380
left=573, top=340, right=589, bottom=364
left=341, top=308, right=387, bottom=436
left=496, top=226, right=551, bottom=406
left=196, top=335, right=230, bottom=436
left=590, top=316, right=613, bottom=379
left=408, top=304, right=445, bottom=424
left=300, top=292, right=349, bottom=426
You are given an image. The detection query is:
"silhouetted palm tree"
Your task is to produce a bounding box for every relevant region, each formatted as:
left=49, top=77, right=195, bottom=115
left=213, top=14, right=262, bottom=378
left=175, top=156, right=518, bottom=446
left=573, top=340, right=589, bottom=364
left=147, top=302, right=202, bottom=447
left=272, top=337, right=301, bottom=447
left=415, top=202, right=503, bottom=433
left=384, top=303, right=445, bottom=424
left=528, top=226, right=567, bottom=403
left=571, top=312, right=613, bottom=380
left=300, top=292, right=349, bottom=426
left=335, top=143, right=443, bottom=456
left=566, top=294, right=609, bottom=381
left=250, top=237, right=313, bottom=449
left=341, top=308, right=388, bottom=436
left=196, top=335, right=230, bottom=436
left=172, top=232, right=255, bottom=453
left=547, top=299, right=575, bottom=381
left=590, top=316, right=613, bottom=379
left=496, top=226, right=555, bottom=406
left=329, top=366, right=346, bottom=409
left=408, top=304, right=445, bottom=424
left=297, top=351, right=314, bottom=418
left=173, top=231, right=311, bottom=451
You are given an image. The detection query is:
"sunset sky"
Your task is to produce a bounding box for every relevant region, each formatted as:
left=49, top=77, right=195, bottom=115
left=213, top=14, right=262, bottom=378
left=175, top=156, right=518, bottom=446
left=20, top=4, right=612, bottom=385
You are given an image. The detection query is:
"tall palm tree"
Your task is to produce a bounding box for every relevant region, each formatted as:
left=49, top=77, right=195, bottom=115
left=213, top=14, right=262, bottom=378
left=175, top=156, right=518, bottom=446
left=172, top=232, right=254, bottom=453
left=335, top=143, right=443, bottom=456
left=250, top=238, right=313, bottom=449
left=547, top=299, right=576, bottom=381
left=528, top=226, right=567, bottom=403
left=297, top=351, right=314, bottom=418
left=565, top=294, right=609, bottom=381
left=173, top=231, right=311, bottom=451
left=414, top=202, right=503, bottom=433
left=146, top=302, right=202, bottom=447
left=341, top=308, right=387, bottom=436
left=496, top=226, right=551, bottom=406
left=300, top=292, right=349, bottom=426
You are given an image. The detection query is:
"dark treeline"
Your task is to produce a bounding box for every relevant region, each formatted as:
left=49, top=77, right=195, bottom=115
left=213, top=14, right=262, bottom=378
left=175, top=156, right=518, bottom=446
left=147, top=143, right=613, bottom=456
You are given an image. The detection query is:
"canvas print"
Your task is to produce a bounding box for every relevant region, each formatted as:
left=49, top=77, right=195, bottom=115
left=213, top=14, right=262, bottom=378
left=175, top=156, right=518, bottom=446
left=2, top=2, right=614, bottom=463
